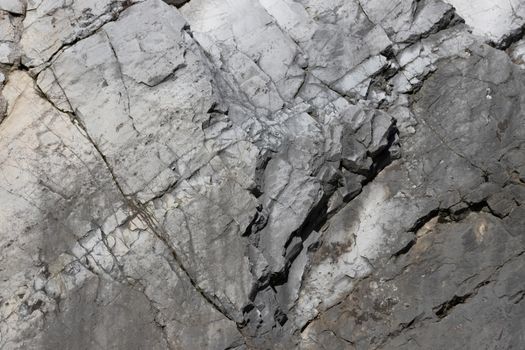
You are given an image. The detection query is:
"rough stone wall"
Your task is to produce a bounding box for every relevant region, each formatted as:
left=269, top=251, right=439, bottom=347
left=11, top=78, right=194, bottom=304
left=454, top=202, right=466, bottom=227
left=1, top=0, right=525, bottom=349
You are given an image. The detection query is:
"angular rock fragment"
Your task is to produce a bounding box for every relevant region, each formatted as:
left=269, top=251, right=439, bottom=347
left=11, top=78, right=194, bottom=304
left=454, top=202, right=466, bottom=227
left=0, top=0, right=25, bottom=14
left=39, top=0, right=221, bottom=202
left=0, top=9, right=22, bottom=65
left=443, top=0, right=525, bottom=47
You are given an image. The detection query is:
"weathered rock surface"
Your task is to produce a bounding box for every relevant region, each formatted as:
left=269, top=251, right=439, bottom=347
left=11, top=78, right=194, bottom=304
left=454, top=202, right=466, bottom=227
left=1, top=0, right=524, bottom=349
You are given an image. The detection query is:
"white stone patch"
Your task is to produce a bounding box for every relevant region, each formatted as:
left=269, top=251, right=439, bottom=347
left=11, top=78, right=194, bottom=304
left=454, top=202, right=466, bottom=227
left=443, top=0, right=525, bottom=44
left=333, top=55, right=388, bottom=97
left=292, top=182, right=391, bottom=328
left=0, top=0, right=25, bottom=14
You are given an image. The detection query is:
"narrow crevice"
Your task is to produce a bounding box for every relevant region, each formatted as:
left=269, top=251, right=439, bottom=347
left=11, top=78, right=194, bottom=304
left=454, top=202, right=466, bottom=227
left=137, top=61, right=188, bottom=88
left=152, top=317, right=175, bottom=350
left=433, top=293, right=471, bottom=318
left=381, top=249, right=525, bottom=347
left=392, top=200, right=498, bottom=260
left=242, top=205, right=268, bottom=237
left=37, top=77, right=238, bottom=328
left=356, top=0, right=374, bottom=27
left=407, top=208, right=443, bottom=233
left=102, top=29, right=140, bottom=134
left=391, top=239, right=416, bottom=258
left=34, top=79, right=72, bottom=114
left=375, top=313, right=429, bottom=349
left=490, top=24, right=525, bottom=50
left=433, top=251, right=525, bottom=320
left=299, top=312, right=321, bottom=334
left=126, top=194, right=239, bottom=325
left=510, top=290, right=525, bottom=304
left=401, top=7, right=464, bottom=45
left=362, top=123, right=400, bottom=185
left=433, top=281, right=490, bottom=318
left=37, top=0, right=138, bottom=69
left=163, top=0, right=191, bottom=9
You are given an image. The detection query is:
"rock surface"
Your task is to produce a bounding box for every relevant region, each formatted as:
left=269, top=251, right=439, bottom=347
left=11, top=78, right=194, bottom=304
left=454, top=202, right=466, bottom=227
left=1, top=0, right=524, bottom=349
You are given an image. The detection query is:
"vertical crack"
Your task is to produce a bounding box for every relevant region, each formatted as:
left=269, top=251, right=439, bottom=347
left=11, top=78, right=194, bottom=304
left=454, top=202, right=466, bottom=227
left=102, top=29, right=140, bottom=134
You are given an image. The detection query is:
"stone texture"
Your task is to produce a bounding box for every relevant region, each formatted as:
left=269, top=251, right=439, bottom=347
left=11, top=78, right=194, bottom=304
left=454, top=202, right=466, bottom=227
left=1, top=0, right=525, bottom=349
left=443, top=0, right=525, bottom=46
left=0, top=0, right=25, bottom=14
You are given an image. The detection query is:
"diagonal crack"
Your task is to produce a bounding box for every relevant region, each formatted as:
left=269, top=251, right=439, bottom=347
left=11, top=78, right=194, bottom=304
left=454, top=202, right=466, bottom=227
left=433, top=250, right=525, bottom=319
left=390, top=200, right=499, bottom=260
left=33, top=0, right=141, bottom=69
left=34, top=74, right=239, bottom=331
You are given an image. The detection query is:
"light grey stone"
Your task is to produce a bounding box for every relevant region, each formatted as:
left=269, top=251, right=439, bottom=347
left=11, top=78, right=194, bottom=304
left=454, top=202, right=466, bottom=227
left=443, top=0, right=525, bottom=46
left=0, top=0, right=25, bottom=14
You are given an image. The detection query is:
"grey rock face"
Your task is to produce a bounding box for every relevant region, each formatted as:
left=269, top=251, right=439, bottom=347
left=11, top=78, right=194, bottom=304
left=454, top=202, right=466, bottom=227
left=1, top=0, right=524, bottom=349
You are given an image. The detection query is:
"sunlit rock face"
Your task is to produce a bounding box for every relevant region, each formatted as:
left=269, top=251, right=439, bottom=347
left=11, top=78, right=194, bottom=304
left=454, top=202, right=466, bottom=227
left=1, top=0, right=525, bottom=349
